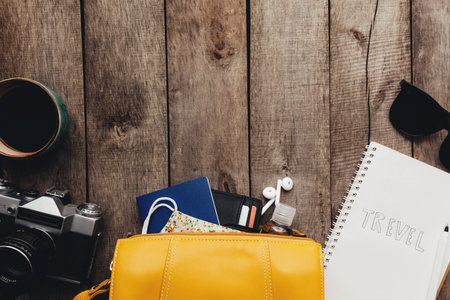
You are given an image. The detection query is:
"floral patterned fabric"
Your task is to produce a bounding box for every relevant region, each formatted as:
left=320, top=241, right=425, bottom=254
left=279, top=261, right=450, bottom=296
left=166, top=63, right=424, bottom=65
left=160, top=210, right=239, bottom=233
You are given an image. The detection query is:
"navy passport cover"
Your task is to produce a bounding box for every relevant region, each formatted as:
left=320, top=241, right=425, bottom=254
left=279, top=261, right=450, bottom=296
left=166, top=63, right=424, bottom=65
left=136, top=177, right=219, bottom=233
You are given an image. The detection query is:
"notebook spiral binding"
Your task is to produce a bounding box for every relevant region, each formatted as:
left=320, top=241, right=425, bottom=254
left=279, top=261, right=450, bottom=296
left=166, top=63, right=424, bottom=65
left=323, top=144, right=377, bottom=269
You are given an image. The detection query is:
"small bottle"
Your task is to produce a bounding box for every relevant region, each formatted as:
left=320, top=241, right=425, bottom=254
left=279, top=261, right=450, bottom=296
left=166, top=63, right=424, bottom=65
left=259, top=203, right=306, bottom=237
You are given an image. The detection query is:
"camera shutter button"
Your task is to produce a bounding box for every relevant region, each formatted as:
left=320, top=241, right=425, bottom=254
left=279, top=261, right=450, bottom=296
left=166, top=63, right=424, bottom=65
left=76, top=203, right=102, bottom=217
left=23, top=190, right=39, bottom=201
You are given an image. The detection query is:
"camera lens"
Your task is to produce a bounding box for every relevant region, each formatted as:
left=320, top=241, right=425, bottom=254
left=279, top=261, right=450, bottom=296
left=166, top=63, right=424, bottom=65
left=0, top=228, right=55, bottom=294
left=0, top=246, right=32, bottom=283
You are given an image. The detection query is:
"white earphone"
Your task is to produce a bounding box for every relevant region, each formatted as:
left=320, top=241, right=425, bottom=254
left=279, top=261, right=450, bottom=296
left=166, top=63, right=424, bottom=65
left=261, top=177, right=293, bottom=214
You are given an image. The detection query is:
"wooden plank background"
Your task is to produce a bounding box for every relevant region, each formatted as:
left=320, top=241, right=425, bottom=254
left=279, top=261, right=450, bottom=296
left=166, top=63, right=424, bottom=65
left=83, top=0, right=168, bottom=286
left=250, top=0, right=330, bottom=243
left=0, top=0, right=448, bottom=299
left=166, top=0, right=249, bottom=193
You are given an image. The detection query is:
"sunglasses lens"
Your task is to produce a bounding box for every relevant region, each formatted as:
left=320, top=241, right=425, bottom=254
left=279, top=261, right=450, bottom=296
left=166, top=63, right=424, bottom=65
left=439, top=134, right=450, bottom=170
left=390, top=81, right=447, bottom=136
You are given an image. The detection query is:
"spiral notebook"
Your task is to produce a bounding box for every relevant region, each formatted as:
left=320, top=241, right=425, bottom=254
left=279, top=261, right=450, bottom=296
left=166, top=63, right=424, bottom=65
left=324, top=142, right=449, bottom=300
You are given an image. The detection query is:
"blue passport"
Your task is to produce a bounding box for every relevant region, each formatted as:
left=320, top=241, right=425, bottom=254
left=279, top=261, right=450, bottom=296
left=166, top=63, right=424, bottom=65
left=136, top=177, right=219, bottom=233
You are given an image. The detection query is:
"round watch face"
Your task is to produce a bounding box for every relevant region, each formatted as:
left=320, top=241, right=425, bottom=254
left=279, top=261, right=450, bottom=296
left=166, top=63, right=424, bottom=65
left=270, top=225, right=287, bottom=233
left=76, top=203, right=102, bottom=217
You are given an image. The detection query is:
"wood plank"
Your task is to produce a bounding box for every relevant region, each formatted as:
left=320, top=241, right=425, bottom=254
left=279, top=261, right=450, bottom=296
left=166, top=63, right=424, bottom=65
left=330, top=0, right=411, bottom=222
left=0, top=1, right=85, bottom=299
left=412, top=0, right=449, bottom=170
left=83, top=0, right=167, bottom=284
left=0, top=1, right=85, bottom=201
left=166, top=0, right=249, bottom=194
left=412, top=1, right=450, bottom=298
left=250, top=0, right=330, bottom=243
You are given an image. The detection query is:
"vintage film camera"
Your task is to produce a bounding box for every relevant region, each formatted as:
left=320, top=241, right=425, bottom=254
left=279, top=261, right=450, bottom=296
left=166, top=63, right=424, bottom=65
left=0, top=179, right=102, bottom=295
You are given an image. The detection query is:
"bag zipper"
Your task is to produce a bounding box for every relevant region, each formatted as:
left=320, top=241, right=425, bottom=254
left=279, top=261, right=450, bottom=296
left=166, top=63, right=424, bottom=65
left=109, top=232, right=317, bottom=271
left=128, top=231, right=315, bottom=241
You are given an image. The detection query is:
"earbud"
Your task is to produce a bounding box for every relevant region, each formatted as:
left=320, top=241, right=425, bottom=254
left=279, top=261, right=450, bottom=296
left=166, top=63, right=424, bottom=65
left=262, top=186, right=277, bottom=200
left=281, top=177, right=294, bottom=191
left=261, top=177, right=294, bottom=215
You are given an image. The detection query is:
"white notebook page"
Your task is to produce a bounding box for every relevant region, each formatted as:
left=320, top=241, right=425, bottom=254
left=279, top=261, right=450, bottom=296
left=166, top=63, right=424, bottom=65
left=324, top=142, right=450, bottom=300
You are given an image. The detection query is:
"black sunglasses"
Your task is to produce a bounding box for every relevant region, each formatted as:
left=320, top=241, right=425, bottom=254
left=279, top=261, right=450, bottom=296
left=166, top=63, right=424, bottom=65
left=389, top=80, right=450, bottom=170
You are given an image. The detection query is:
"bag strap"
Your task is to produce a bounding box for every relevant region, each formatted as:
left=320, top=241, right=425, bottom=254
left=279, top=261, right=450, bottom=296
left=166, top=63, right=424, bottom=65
left=73, top=279, right=110, bottom=300
left=75, top=197, right=178, bottom=299
left=141, top=197, right=178, bottom=234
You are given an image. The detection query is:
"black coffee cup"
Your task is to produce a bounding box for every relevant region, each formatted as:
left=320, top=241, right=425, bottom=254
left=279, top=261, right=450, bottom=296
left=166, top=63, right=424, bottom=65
left=0, top=78, right=68, bottom=158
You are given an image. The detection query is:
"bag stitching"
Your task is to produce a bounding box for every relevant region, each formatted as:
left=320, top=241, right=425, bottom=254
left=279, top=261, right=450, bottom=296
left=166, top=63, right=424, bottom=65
left=265, top=240, right=273, bottom=300
left=318, top=244, right=324, bottom=300
left=260, top=240, right=268, bottom=300
left=123, top=237, right=316, bottom=245
left=111, top=237, right=321, bottom=299
left=110, top=239, right=121, bottom=300
left=160, top=237, right=174, bottom=300
left=165, top=238, right=178, bottom=300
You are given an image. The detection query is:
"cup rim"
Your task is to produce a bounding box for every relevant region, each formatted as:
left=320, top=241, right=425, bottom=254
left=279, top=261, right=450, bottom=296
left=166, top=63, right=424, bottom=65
left=0, top=77, right=62, bottom=158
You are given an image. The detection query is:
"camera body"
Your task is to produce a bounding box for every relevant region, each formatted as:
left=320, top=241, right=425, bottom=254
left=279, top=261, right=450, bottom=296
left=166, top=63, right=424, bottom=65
left=0, top=179, right=102, bottom=288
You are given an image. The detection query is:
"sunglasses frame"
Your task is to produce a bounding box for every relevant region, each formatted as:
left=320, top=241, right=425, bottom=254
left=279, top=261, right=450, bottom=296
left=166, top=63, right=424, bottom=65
left=389, top=80, right=450, bottom=170
left=390, top=80, right=449, bottom=136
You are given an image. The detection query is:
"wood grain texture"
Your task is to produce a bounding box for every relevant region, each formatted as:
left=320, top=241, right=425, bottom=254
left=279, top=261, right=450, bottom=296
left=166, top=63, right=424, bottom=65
left=167, top=0, right=249, bottom=194
left=250, top=0, right=330, bottom=243
left=412, top=1, right=450, bottom=298
left=412, top=0, right=449, bottom=170
left=83, top=0, right=167, bottom=283
left=330, top=0, right=411, bottom=221
left=0, top=1, right=447, bottom=299
left=0, top=1, right=85, bottom=299
left=0, top=1, right=85, bottom=201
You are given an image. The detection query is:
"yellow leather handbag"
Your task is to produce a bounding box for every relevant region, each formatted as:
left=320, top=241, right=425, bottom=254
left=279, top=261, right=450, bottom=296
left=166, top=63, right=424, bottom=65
left=75, top=232, right=324, bottom=300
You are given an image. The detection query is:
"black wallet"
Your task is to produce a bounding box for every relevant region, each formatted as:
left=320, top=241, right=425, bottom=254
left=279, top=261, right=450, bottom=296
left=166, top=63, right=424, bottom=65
left=212, top=190, right=263, bottom=232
